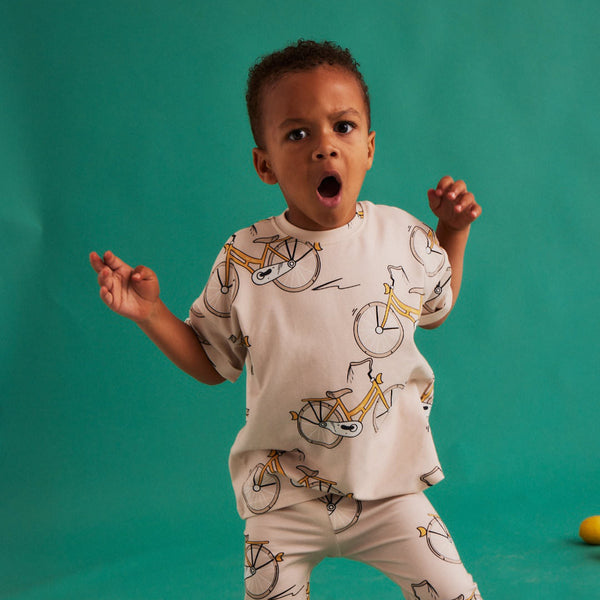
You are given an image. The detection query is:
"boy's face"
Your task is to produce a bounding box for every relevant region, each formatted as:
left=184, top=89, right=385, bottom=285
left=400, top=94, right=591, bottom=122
left=252, top=66, right=375, bottom=231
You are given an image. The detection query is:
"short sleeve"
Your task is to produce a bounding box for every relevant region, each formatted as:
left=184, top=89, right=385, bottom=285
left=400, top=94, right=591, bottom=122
left=185, top=244, right=248, bottom=382
left=414, top=226, right=453, bottom=327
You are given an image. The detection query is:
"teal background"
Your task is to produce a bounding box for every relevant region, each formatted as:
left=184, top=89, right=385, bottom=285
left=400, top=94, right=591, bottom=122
left=2, top=1, right=599, bottom=598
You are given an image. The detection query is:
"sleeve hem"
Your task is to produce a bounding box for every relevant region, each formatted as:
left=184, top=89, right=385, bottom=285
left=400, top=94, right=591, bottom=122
left=202, top=343, right=242, bottom=383
left=184, top=319, right=243, bottom=383
left=418, top=287, right=453, bottom=327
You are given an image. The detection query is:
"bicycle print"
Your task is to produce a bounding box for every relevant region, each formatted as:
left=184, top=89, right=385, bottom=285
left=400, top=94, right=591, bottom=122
left=241, top=450, right=362, bottom=532
left=422, top=266, right=451, bottom=318
left=204, top=233, right=322, bottom=317
left=409, top=224, right=445, bottom=276
left=417, top=514, right=462, bottom=564
left=244, top=535, right=284, bottom=599
left=353, top=265, right=423, bottom=358
left=290, top=358, right=405, bottom=448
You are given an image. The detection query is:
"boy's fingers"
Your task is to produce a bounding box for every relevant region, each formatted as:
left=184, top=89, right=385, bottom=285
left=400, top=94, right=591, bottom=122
left=436, top=175, right=455, bottom=194
left=458, top=192, right=480, bottom=214
left=90, top=250, right=128, bottom=274
left=89, top=251, right=105, bottom=274
left=427, top=188, right=442, bottom=210
left=96, top=265, right=107, bottom=285
left=431, top=175, right=481, bottom=225
left=132, top=265, right=156, bottom=285
left=97, top=266, right=114, bottom=290
left=102, top=250, right=128, bottom=271
left=99, top=285, right=114, bottom=307
left=447, top=180, right=467, bottom=200
left=454, top=191, right=475, bottom=212
left=456, top=196, right=482, bottom=224
left=469, top=201, right=482, bottom=220
left=133, top=265, right=151, bottom=278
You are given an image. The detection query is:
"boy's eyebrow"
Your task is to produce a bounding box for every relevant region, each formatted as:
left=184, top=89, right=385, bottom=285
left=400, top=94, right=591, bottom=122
left=330, top=108, right=362, bottom=121
left=277, top=108, right=363, bottom=130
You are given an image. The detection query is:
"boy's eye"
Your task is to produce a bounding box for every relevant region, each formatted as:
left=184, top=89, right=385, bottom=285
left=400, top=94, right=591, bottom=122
left=288, top=129, right=308, bottom=141
left=335, top=121, right=355, bottom=134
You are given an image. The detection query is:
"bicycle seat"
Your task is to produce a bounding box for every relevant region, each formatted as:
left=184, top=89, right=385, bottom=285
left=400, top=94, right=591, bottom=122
left=253, top=235, right=280, bottom=244
left=326, top=388, right=352, bottom=399
left=295, top=465, right=319, bottom=478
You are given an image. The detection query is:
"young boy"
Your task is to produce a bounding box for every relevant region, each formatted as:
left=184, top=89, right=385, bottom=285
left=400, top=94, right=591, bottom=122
left=91, top=40, right=483, bottom=599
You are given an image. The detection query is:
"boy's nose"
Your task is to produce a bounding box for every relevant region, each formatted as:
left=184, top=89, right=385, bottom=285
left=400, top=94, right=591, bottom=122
left=312, top=135, right=338, bottom=160
left=313, top=148, right=338, bottom=160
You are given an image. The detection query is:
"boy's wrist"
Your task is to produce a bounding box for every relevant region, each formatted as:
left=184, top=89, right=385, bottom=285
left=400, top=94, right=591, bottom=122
left=134, top=298, right=165, bottom=330
left=436, top=219, right=471, bottom=238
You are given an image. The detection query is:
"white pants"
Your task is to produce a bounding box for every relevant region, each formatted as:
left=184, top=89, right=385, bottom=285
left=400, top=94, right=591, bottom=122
left=244, top=492, right=482, bottom=600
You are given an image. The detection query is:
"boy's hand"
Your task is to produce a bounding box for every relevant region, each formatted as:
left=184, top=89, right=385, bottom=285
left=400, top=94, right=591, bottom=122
left=90, top=251, right=160, bottom=323
left=427, top=176, right=481, bottom=231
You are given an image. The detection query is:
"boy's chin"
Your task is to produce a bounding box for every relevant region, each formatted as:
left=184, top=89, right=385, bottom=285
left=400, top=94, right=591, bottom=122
left=284, top=195, right=358, bottom=231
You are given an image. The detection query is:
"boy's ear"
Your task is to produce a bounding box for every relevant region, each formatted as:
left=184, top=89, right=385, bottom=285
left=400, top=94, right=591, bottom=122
left=252, top=148, right=278, bottom=185
left=366, top=130, right=376, bottom=170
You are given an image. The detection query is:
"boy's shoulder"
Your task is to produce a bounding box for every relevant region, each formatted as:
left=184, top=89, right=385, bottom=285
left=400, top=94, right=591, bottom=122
left=229, top=214, right=279, bottom=240
left=211, top=214, right=282, bottom=257
left=363, top=201, right=435, bottom=231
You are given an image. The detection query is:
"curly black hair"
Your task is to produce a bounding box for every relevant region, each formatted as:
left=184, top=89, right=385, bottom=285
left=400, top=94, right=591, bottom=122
left=246, top=39, right=371, bottom=148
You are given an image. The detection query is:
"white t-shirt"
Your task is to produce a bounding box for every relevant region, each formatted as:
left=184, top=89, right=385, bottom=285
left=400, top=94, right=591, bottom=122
left=188, top=201, right=453, bottom=519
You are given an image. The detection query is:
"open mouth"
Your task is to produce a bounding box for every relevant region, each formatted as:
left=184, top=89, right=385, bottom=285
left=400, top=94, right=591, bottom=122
left=318, top=175, right=341, bottom=198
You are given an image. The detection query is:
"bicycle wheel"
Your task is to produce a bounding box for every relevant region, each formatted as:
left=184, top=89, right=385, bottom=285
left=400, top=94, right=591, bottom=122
left=373, top=384, right=405, bottom=433
left=319, top=495, right=363, bottom=533
left=296, top=401, right=343, bottom=448
left=242, top=464, right=281, bottom=514
left=419, top=515, right=461, bottom=564
left=269, top=239, right=320, bottom=292
left=409, top=225, right=444, bottom=276
left=204, top=261, right=239, bottom=317
left=354, top=301, right=403, bottom=358
left=245, top=543, right=280, bottom=599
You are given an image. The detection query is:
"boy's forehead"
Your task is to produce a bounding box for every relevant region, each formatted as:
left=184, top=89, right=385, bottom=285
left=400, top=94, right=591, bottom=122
left=263, top=66, right=368, bottom=120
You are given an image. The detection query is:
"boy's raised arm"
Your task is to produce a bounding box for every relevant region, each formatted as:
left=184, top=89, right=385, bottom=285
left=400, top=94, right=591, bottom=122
left=423, top=175, right=481, bottom=328
left=90, top=251, right=224, bottom=385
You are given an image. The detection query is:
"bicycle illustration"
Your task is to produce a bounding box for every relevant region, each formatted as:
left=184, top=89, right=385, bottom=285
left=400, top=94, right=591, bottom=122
left=290, top=358, right=405, bottom=448
left=244, top=535, right=284, bottom=599
left=417, top=513, right=462, bottom=564
left=422, top=266, right=451, bottom=318
left=204, top=233, right=322, bottom=317
left=242, top=450, right=289, bottom=515
left=242, top=450, right=362, bottom=532
left=353, top=266, right=423, bottom=358
left=317, top=490, right=363, bottom=533
left=409, top=225, right=445, bottom=276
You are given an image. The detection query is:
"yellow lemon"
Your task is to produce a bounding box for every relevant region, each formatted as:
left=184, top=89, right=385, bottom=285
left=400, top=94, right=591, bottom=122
left=579, top=516, right=600, bottom=545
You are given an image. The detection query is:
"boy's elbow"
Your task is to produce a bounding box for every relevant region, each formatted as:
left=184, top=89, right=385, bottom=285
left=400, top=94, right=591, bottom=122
left=203, top=372, right=226, bottom=385
left=194, top=364, right=226, bottom=385
left=420, top=319, right=444, bottom=330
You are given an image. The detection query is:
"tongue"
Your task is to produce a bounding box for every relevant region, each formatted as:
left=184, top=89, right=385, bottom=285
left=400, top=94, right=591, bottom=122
left=318, top=176, right=340, bottom=198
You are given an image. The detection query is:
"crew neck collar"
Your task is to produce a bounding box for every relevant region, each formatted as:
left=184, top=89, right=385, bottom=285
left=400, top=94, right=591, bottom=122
left=272, top=201, right=368, bottom=243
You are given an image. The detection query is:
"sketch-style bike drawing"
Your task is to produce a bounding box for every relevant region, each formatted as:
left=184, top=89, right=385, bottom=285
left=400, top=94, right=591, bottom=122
left=290, top=359, right=404, bottom=448
left=318, top=492, right=363, bottom=533
left=204, top=233, right=321, bottom=317
left=417, top=514, right=462, bottom=564
left=353, top=266, right=423, bottom=358
left=242, top=451, right=362, bottom=532
left=409, top=225, right=445, bottom=276
left=244, top=535, right=284, bottom=599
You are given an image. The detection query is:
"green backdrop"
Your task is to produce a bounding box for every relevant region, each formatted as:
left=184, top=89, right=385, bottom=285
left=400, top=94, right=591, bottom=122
left=2, top=1, right=599, bottom=598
